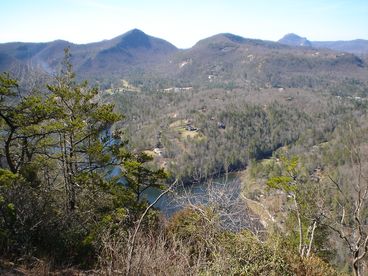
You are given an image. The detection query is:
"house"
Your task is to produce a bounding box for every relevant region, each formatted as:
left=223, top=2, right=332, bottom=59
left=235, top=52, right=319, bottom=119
left=186, top=125, right=198, bottom=131
left=153, top=148, right=163, bottom=156
left=217, top=122, right=226, bottom=129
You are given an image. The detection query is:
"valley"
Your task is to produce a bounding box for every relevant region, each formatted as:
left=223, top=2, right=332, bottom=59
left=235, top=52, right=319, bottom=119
left=2, top=28, right=368, bottom=275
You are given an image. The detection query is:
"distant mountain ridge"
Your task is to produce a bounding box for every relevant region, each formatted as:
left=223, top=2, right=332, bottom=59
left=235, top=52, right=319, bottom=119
left=0, top=29, right=367, bottom=91
left=278, top=33, right=312, bottom=47
left=278, top=33, right=368, bottom=54
left=0, top=29, right=178, bottom=81
left=159, top=32, right=366, bottom=89
left=312, top=39, right=368, bottom=55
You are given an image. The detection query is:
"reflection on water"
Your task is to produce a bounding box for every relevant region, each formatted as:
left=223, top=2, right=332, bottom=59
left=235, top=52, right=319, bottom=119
left=142, top=172, right=240, bottom=217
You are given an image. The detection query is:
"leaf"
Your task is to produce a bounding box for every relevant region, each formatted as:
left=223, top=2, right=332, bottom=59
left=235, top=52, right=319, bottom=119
left=267, top=176, right=293, bottom=190
left=0, top=169, right=18, bottom=187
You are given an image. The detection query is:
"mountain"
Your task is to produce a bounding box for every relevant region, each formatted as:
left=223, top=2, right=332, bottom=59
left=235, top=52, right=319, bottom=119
left=77, top=29, right=178, bottom=80
left=153, top=32, right=366, bottom=90
left=312, top=39, right=368, bottom=55
left=278, top=33, right=312, bottom=47
left=0, top=30, right=367, bottom=91
left=0, top=29, right=178, bottom=82
left=278, top=33, right=368, bottom=55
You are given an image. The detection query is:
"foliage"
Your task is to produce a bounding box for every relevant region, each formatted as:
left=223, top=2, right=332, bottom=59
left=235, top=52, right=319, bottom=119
left=122, top=152, right=167, bottom=203
left=1, top=43, right=368, bottom=274
left=0, top=51, right=166, bottom=265
left=267, top=155, right=329, bottom=259
left=166, top=206, right=339, bottom=275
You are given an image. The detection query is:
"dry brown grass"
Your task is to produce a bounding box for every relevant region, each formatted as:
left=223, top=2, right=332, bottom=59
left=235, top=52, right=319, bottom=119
left=97, top=228, right=202, bottom=276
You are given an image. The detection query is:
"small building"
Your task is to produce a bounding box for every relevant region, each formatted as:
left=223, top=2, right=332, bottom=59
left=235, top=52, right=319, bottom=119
left=186, top=125, right=198, bottom=131
left=153, top=148, right=163, bottom=156
left=217, top=121, right=226, bottom=129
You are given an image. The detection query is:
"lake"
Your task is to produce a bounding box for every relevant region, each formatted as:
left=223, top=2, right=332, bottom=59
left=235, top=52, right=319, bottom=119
left=143, top=172, right=241, bottom=217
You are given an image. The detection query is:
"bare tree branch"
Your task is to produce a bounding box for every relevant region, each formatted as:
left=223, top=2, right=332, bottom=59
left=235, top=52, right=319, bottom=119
left=126, top=179, right=178, bottom=276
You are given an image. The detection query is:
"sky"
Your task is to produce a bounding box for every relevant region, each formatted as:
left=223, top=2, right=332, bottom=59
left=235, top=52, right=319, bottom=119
left=0, top=0, right=367, bottom=48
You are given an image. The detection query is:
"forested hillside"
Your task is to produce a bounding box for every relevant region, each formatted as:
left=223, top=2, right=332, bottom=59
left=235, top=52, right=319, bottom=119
left=1, top=29, right=367, bottom=91
left=1, top=32, right=368, bottom=275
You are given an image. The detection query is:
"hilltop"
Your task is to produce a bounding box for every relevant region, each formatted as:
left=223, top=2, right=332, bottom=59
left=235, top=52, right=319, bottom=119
left=0, top=29, right=178, bottom=83
left=0, top=29, right=367, bottom=92
left=278, top=33, right=368, bottom=54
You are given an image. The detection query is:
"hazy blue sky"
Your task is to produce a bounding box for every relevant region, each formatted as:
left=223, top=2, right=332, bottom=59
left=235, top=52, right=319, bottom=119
left=1, top=0, right=367, bottom=48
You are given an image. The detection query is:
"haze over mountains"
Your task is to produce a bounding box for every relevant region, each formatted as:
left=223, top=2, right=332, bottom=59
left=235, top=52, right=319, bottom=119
left=278, top=33, right=368, bottom=54
left=0, top=29, right=177, bottom=80
left=0, top=29, right=367, bottom=90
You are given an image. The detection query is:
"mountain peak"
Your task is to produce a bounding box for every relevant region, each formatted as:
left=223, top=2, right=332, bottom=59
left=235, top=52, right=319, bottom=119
left=278, top=33, right=312, bottom=47
left=221, top=33, right=246, bottom=43
left=117, top=28, right=151, bottom=49
left=125, top=28, right=146, bottom=36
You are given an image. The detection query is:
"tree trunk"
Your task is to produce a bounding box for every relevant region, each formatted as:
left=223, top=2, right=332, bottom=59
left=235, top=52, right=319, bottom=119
left=306, top=220, right=317, bottom=257
left=293, top=194, right=304, bottom=256
left=60, top=133, right=75, bottom=212
left=5, top=130, right=16, bottom=173
left=352, top=259, right=360, bottom=276
left=68, top=133, right=76, bottom=211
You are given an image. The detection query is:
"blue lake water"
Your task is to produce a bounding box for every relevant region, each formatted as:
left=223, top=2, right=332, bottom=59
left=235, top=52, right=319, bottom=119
left=142, top=172, right=241, bottom=217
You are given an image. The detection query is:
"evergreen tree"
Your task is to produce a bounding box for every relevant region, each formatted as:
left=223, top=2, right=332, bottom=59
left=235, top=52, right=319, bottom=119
left=0, top=49, right=167, bottom=262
